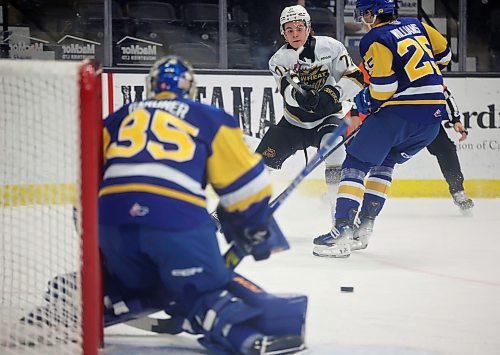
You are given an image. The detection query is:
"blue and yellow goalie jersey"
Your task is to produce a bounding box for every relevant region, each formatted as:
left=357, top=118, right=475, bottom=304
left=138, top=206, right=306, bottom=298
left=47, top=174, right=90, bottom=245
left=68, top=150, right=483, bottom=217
left=99, top=98, right=272, bottom=231
left=360, top=17, right=452, bottom=123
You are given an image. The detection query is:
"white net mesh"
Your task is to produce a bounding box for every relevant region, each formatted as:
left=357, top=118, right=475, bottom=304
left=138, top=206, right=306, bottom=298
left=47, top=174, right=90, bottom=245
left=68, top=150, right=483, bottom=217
left=0, top=60, right=84, bottom=354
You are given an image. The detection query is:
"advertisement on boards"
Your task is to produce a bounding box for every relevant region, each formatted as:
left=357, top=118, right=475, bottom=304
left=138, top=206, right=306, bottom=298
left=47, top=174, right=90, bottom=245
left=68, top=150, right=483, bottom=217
left=102, top=72, right=500, bottom=185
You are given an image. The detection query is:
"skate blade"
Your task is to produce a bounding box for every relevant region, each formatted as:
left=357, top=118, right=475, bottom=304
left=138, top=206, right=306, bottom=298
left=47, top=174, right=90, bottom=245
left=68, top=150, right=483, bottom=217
left=351, top=246, right=368, bottom=251
left=312, top=244, right=351, bottom=258
left=312, top=251, right=350, bottom=258
left=351, top=242, right=368, bottom=251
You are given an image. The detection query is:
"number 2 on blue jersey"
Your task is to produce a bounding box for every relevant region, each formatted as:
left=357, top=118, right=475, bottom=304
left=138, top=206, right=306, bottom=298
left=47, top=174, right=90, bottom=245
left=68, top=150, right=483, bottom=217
left=397, top=35, right=440, bottom=82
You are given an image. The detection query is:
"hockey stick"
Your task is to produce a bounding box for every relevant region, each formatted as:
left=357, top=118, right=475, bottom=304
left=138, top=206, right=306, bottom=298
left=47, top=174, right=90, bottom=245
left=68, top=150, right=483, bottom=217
left=124, top=121, right=354, bottom=334
left=268, top=121, right=359, bottom=213
left=267, top=125, right=360, bottom=214
left=220, top=119, right=354, bottom=268
left=284, top=71, right=306, bottom=96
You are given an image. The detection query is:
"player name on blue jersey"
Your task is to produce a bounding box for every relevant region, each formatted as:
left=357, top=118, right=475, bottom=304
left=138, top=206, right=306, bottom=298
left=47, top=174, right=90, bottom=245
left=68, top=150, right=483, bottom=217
left=99, top=97, right=272, bottom=232
left=128, top=99, right=189, bottom=119
left=389, top=23, right=421, bottom=39
left=359, top=17, right=451, bottom=124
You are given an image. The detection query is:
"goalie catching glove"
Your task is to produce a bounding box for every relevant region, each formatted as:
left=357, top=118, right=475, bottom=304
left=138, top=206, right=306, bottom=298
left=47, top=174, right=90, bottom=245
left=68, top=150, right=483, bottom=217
left=293, top=82, right=342, bottom=116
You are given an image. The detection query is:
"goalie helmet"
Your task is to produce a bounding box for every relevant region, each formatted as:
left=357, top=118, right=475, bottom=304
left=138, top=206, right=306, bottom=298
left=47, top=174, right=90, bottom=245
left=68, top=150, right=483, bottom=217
left=279, top=5, right=311, bottom=36
left=355, top=0, right=395, bottom=22
left=146, top=55, right=197, bottom=99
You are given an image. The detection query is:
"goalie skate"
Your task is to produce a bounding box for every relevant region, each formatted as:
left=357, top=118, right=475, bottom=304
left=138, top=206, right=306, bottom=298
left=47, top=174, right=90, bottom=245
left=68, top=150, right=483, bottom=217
left=249, top=334, right=305, bottom=355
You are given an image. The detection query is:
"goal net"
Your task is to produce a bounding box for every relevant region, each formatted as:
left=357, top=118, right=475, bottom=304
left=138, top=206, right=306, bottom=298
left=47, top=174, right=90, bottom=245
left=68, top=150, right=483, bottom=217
left=0, top=60, right=102, bottom=355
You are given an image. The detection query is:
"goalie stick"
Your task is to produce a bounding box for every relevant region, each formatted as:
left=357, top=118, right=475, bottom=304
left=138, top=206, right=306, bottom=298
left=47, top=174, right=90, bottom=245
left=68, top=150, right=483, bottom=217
left=124, top=121, right=358, bottom=334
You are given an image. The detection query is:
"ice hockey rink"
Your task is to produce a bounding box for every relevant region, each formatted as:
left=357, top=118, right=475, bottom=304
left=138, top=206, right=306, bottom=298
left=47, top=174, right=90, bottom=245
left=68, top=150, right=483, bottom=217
left=104, top=189, right=500, bottom=355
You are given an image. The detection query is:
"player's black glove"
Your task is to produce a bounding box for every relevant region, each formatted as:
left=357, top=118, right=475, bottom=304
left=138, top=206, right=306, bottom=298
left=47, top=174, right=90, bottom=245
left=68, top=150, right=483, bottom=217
left=316, top=85, right=342, bottom=116
left=293, top=83, right=320, bottom=112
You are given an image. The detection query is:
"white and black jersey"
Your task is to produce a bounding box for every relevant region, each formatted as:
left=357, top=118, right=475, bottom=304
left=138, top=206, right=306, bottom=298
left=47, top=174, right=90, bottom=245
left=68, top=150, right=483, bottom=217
left=269, top=36, right=364, bottom=129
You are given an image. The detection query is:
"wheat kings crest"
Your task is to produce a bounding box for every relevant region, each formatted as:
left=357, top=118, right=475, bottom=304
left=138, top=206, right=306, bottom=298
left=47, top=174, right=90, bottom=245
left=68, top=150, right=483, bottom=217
left=269, top=35, right=363, bottom=129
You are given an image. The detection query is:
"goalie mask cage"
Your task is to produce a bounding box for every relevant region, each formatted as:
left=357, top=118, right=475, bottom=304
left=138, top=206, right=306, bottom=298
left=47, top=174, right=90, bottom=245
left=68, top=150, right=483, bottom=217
left=0, top=60, right=102, bottom=355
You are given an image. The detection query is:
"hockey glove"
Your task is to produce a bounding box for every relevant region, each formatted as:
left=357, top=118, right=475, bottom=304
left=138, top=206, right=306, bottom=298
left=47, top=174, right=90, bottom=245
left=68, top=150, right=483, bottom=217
left=316, top=85, right=343, bottom=116
left=293, top=83, right=320, bottom=112
left=354, top=86, right=371, bottom=115
left=216, top=205, right=271, bottom=260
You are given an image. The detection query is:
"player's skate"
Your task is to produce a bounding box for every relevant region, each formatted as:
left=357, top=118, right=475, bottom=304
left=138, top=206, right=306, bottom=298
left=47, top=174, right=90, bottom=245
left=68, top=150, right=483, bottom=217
left=312, top=215, right=355, bottom=258
left=249, top=334, right=305, bottom=355
left=351, top=200, right=381, bottom=251
left=352, top=214, right=375, bottom=251
left=452, top=191, right=474, bottom=215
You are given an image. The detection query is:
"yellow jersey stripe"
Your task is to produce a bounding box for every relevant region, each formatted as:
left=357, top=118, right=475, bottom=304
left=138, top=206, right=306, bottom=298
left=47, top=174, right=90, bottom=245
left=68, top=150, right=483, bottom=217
left=224, top=184, right=273, bottom=213
left=99, top=183, right=206, bottom=207
left=380, top=99, right=446, bottom=108
left=371, top=89, right=395, bottom=101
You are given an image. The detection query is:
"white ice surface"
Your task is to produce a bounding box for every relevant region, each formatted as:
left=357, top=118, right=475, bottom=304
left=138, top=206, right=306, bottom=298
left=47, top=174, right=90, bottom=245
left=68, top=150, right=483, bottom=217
left=104, top=194, right=500, bottom=355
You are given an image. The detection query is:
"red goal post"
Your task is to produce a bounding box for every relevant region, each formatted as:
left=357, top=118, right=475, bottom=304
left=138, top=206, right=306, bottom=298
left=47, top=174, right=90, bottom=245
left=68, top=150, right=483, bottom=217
left=0, top=59, right=102, bottom=355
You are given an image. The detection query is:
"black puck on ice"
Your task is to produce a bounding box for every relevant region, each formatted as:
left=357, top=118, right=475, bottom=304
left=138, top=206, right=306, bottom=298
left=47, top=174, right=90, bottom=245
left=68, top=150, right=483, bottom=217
left=340, top=286, right=354, bottom=292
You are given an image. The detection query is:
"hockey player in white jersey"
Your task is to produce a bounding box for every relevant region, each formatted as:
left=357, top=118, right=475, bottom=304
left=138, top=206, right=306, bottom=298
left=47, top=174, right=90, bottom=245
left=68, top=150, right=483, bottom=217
left=255, top=4, right=364, bottom=252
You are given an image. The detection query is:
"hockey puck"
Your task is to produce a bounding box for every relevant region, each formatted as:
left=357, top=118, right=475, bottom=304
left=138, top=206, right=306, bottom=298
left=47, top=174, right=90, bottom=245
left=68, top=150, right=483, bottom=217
left=340, top=286, right=354, bottom=292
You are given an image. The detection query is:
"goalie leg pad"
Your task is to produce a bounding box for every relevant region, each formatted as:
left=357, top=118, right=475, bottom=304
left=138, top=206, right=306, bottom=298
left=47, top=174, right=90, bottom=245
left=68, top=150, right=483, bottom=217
left=228, top=273, right=308, bottom=338
left=187, top=288, right=264, bottom=354
left=103, top=266, right=178, bottom=327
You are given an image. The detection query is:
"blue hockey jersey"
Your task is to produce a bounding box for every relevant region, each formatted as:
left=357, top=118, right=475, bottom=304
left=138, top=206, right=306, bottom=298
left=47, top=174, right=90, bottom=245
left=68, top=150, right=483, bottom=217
left=359, top=17, right=452, bottom=123
left=99, top=98, right=272, bottom=231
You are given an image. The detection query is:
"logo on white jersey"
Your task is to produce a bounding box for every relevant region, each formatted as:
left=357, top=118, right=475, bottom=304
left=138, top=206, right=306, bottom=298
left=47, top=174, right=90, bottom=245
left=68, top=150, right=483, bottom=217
left=298, top=65, right=329, bottom=91
left=129, top=202, right=149, bottom=217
